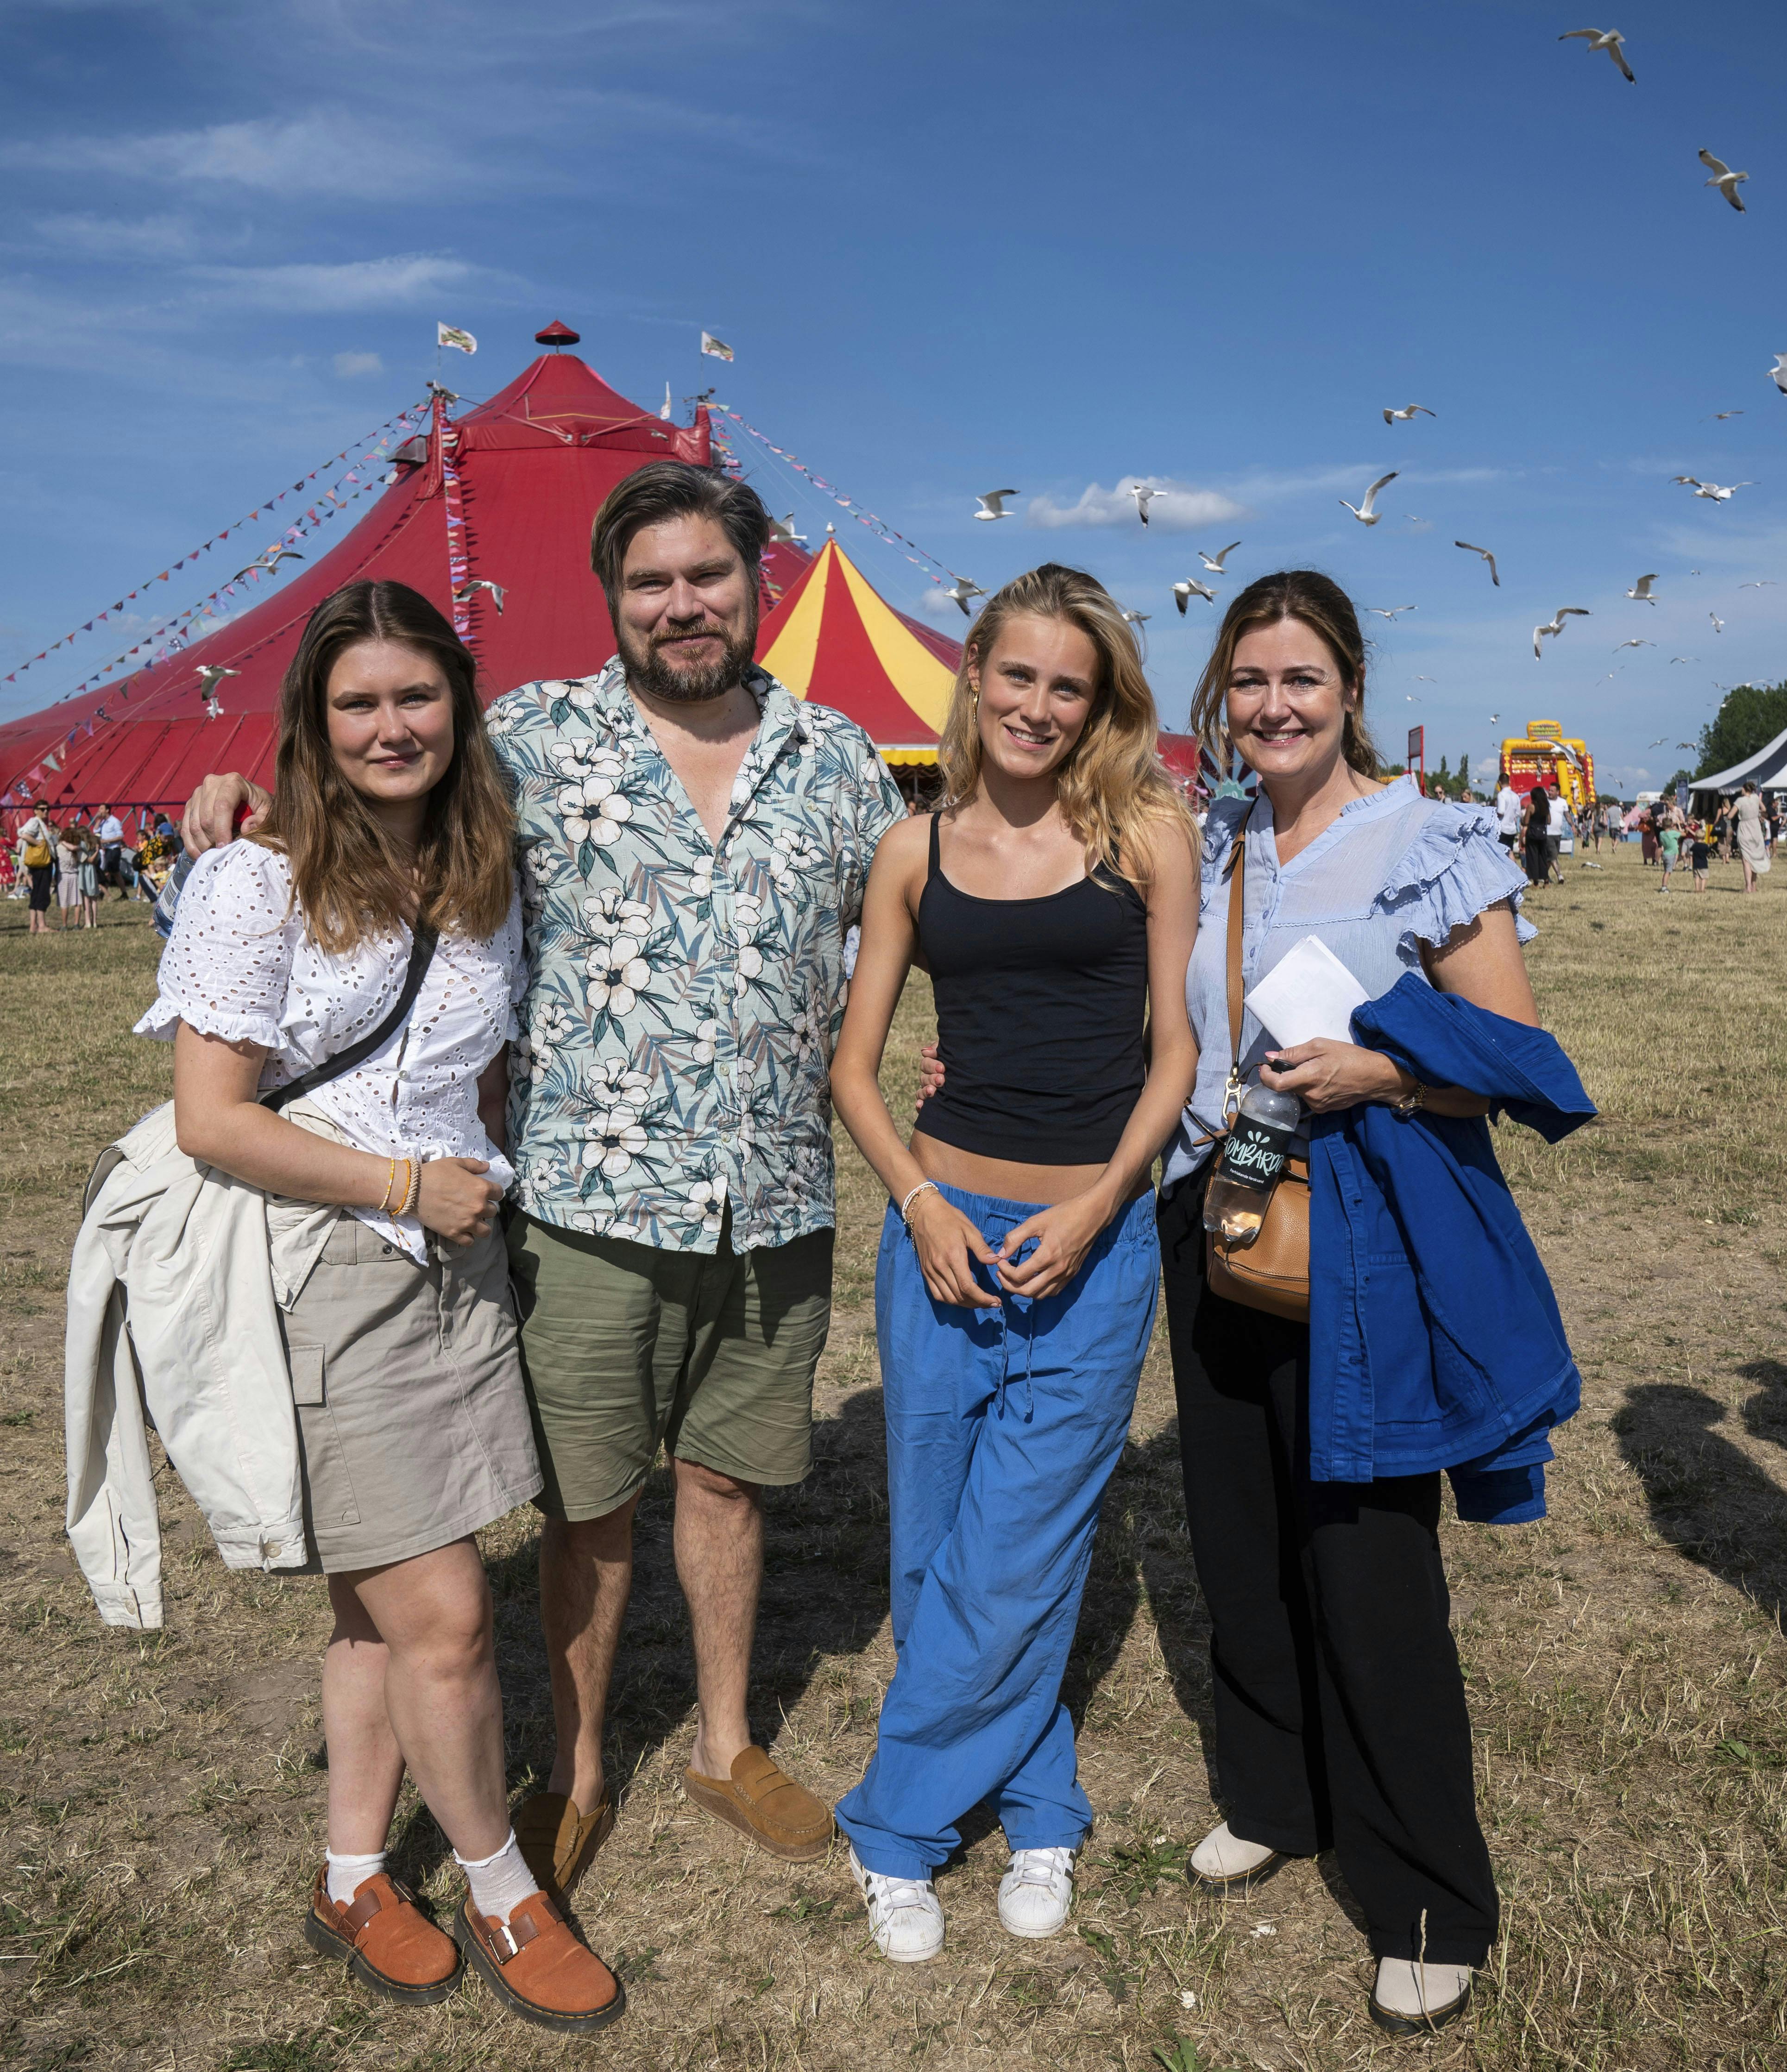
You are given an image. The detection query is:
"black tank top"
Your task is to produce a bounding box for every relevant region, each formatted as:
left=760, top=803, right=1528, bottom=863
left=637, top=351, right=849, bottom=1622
left=916, top=813, right=1150, bottom=1166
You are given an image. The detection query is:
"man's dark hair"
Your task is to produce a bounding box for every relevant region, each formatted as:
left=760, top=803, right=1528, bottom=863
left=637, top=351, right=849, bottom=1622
left=590, top=462, right=769, bottom=609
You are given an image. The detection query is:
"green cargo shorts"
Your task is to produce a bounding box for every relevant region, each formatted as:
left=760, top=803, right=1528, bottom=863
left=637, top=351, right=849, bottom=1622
left=505, top=1208, right=834, bottom=1521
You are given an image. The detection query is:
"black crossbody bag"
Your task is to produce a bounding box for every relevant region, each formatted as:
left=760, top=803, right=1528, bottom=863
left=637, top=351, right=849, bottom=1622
left=258, top=923, right=439, bottom=1112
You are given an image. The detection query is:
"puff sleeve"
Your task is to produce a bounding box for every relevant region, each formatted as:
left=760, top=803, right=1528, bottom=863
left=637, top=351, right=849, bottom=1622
left=133, top=843, right=301, bottom=1048
left=1375, top=802, right=1535, bottom=958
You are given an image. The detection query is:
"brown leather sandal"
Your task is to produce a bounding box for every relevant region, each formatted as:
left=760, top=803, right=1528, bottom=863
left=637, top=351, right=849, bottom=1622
left=513, top=1786, right=616, bottom=1905
left=454, top=1890, right=625, bottom=2033
left=304, top=1868, right=461, bottom=2005
left=682, top=1747, right=834, bottom=1861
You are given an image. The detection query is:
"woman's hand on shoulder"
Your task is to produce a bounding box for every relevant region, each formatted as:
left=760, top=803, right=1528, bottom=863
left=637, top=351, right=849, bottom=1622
left=906, top=1187, right=1002, bottom=1309
left=417, top=1158, right=505, bottom=1246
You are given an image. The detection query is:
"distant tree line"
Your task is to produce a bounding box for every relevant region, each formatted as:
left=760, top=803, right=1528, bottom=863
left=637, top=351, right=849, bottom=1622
left=1693, top=682, right=1787, bottom=780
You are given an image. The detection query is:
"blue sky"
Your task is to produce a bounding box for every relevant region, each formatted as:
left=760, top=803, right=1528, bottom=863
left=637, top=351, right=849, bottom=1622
left=1, top=0, right=1782, bottom=791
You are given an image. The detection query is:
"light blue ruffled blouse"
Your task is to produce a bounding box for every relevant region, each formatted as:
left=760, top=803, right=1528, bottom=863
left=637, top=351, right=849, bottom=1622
left=1162, top=776, right=1534, bottom=1188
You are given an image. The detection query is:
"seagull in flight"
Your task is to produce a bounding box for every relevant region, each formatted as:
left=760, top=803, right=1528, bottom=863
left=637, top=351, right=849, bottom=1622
left=1365, top=605, right=1418, bottom=620
left=1196, top=541, right=1241, bottom=572
left=1711, top=410, right=1745, bottom=421
left=1626, top=573, right=1659, bottom=603
left=233, top=544, right=304, bottom=582
left=195, top=664, right=239, bottom=693
left=1172, top=578, right=1218, bottom=613
left=943, top=577, right=986, bottom=615
left=1739, top=580, right=1778, bottom=588
left=1534, top=607, right=1591, bottom=658
left=1669, top=656, right=1696, bottom=664
left=768, top=513, right=807, bottom=546
left=1648, top=737, right=1669, bottom=749
left=1340, top=471, right=1397, bottom=525
left=1613, top=639, right=1655, bottom=651
left=1559, top=28, right=1635, bottom=82
left=455, top=578, right=506, bottom=614
left=975, top=490, right=1019, bottom=521
left=1383, top=404, right=1436, bottom=424
left=1699, top=149, right=1749, bottom=212
left=1129, top=484, right=1164, bottom=526
left=1709, top=611, right=1725, bottom=633
left=1771, top=354, right=1787, bottom=396
left=1455, top=540, right=1500, bottom=586
left=1674, top=477, right=1753, bottom=501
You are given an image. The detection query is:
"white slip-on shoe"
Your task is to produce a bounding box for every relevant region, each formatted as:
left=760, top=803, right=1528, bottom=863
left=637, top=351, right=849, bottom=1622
left=1368, top=1958, right=1473, bottom=2036
left=997, top=1846, right=1075, bottom=1939
left=1188, top=1820, right=1285, bottom=1893
left=848, top=1846, right=944, bottom=1964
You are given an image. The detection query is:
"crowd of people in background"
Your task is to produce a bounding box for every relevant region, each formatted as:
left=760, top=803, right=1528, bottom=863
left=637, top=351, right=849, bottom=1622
left=5, top=800, right=185, bottom=928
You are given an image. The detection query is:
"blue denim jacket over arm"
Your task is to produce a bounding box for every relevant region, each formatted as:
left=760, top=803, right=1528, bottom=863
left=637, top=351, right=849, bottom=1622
left=1309, top=974, right=1597, bottom=1525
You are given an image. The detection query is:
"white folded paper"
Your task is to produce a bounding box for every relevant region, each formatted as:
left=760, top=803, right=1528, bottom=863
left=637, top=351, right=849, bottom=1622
left=1244, top=934, right=1370, bottom=1049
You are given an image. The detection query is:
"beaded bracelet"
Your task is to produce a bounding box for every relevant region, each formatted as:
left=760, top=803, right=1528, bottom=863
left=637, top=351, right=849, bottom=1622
left=376, top=1156, right=398, bottom=1213
left=900, top=1179, right=940, bottom=1229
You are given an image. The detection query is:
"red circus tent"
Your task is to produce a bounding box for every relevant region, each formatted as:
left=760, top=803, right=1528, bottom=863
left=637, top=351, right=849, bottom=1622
left=0, top=327, right=815, bottom=832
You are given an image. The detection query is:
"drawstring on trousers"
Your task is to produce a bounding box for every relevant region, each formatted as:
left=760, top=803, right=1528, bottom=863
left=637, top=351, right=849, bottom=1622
left=995, top=1290, right=1037, bottom=1423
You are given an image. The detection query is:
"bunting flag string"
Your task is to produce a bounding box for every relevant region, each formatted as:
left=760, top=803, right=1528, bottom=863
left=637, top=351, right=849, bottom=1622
left=438, top=399, right=474, bottom=644
left=1, top=398, right=431, bottom=690
left=710, top=409, right=972, bottom=594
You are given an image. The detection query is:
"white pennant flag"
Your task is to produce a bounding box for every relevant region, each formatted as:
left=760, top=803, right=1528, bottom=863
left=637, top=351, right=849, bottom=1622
left=700, top=330, right=734, bottom=362
left=437, top=322, right=478, bottom=355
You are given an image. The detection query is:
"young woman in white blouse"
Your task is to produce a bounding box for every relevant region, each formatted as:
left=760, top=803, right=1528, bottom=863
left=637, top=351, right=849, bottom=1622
left=144, top=582, right=622, bottom=2034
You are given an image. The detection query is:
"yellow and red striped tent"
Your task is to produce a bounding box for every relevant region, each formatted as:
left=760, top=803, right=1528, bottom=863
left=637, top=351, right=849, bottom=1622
left=755, top=537, right=959, bottom=765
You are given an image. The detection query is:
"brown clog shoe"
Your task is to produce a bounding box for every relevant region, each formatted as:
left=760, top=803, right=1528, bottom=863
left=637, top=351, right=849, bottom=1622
left=683, top=1747, right=834, bottom=1862
left=513, top=1786, right=616, bottom=1905
left=304, top=1868, right=461, bottom=2005
left=454, top=1890, right=625, bottom=2033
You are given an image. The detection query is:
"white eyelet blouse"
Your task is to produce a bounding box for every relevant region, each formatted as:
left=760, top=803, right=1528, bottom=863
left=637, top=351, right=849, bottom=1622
left=137, top=841, right=528, bottom=1261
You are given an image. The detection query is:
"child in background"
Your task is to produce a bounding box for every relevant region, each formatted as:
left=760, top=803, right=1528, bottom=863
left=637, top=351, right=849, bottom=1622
left=1690, top=822, right=1711, bottom=893
left=76, top=826, right=101, bottom=928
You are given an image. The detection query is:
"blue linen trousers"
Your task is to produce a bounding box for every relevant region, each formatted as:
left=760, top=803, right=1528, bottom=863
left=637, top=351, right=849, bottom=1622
left=835, top=1183, right=1159, bottom=1880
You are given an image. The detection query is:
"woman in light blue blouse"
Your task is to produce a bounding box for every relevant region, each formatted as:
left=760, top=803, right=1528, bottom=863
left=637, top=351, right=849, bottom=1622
left=1160, top=570, right=1551, bottom=2040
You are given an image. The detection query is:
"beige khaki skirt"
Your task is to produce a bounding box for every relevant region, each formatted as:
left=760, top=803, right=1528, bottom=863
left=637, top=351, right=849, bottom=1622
left=279, top=1215, right=543, bottom=1574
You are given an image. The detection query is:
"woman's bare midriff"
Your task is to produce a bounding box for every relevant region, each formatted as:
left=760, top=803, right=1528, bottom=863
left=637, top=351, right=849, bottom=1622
left=910, top=1128, right=1149, bottom=1208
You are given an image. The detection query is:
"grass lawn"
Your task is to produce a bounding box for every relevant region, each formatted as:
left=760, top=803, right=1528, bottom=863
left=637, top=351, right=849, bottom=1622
left=3, top=835, right=1787, bottom=2070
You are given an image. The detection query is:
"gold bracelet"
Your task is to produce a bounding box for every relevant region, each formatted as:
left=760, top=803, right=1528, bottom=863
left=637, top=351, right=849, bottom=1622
left=376, top=1156, right=397, bottom=1212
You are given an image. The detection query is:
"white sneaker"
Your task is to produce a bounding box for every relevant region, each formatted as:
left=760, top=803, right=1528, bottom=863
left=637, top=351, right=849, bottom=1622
left=997, top=1846, right=1075, bottom=1939
left=1370, top=1958, right=1473, bottom=2034
left=1189, top=1820, right=1281, bottom=1888
left=849, top=1846, right=944, bottom=1963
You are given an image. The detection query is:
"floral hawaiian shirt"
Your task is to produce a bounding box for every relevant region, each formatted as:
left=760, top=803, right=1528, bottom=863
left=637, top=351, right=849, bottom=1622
left=489, top=655, right=906, bottom=1254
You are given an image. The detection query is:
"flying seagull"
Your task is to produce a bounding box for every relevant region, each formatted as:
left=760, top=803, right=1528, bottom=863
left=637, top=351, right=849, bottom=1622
left=1673, top=477, right=1753, bottom=501
left=767, top=513, right=807, bottom=546
left=1340, top=471, right=1398, bottom=524
left=1771, top=354, right=1787, bottom=396
left=1710, top=611, right=1725, bottom=633
left=943, top=577, right=986, bottom=615
left=1172, top=578, right=1218, bottom=613
left=455, top=578, right=505, bottom=614
left=975, top=490, right=1019, bottom=521
left=1383, top=404, right=1436, bottom=424
left=1196, top=541, right=1241, bottom=572
left=1559, top=27, right=1635, bottom=82
left=233, top=544, right=304, bottom=582
left=1120, top=608, right=1151, bottom=626
left=1612, top=639, right=1655, bottom=651
left=1699, top=149, right=1749, bottom=213
left=1534, top=607, right=1591, bottom=658
left=1739, top=580, right=1778, bottom=588
left=1129, top=483, right=1164, bottom=526
left=1365, top=605, right=1418, bottom=620
left=1626, top=573, right=1660, bottom=603
left=1711, top=410, right=1745, bottom=420
left=1648, top=738, right=1668, bottom=749
left=1669, top=656, right=1696, bottom=664
left=195, top=665, right=239, bottom=692
left=1455, top=540, right=1500, bottom=586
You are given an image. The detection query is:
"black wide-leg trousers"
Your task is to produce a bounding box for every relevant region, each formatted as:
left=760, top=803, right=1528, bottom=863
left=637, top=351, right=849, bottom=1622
left=1157, top=1180, right=1498, bottom=1966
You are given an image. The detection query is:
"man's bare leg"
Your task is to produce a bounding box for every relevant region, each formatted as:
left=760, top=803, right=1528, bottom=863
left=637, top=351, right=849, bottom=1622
left=538, top=1495, right=639, bottom=1809
left=672, top=1456, right=762, bottom=1778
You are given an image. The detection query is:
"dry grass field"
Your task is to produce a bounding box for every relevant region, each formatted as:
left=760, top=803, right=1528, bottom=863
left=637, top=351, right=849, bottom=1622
left=4, top=835, right=1787, bottom=2072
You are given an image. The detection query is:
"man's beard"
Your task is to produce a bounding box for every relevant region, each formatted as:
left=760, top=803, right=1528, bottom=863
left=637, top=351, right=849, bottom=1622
left=619, top=609, right=758, bottom=705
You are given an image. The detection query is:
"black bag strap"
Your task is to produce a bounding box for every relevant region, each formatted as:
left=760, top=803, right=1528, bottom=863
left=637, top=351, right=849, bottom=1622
left=258, top=921, right=440, bottom=1113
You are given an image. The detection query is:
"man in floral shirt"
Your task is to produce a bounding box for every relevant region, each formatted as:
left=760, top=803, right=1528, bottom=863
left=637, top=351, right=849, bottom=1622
left=182, top=463, right=904, bottom=1910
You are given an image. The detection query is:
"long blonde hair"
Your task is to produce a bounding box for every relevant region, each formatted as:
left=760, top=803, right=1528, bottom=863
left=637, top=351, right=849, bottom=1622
left=938, top=563, right=1193, bottom=883
left=1187, top=569, right=1382, bottom=779
left=253, top=581, right=515, bottom=952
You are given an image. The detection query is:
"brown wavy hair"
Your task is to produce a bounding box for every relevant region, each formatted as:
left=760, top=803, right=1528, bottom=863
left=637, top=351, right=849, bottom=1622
left=1187, top=569, right=1382, bottom=779
left=252, top=581, right=514, bottom=951
left=938, top=563, right=1194, bottom=885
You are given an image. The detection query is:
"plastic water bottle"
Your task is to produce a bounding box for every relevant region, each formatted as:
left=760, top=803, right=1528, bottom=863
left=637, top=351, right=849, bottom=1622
left=1202, top=1082, right=1302, bottom=1246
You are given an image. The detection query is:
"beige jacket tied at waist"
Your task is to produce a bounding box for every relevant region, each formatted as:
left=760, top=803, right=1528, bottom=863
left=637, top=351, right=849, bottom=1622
left=64, top=1099, right=345, bottom=1630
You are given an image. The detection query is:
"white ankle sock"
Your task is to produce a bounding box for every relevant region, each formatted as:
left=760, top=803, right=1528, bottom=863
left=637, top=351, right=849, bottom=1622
left=455, top=1830, right=538, bottom=1921
left=325, top=1847, right=386, bottom=1904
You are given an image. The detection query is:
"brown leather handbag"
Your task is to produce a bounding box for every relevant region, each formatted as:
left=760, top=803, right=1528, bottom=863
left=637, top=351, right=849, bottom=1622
left=1204, top=815, right=1311, bottom=1324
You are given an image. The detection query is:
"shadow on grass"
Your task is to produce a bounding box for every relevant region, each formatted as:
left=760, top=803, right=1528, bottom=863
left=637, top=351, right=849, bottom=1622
left=1613, top=1370, right=1787, bottom=1617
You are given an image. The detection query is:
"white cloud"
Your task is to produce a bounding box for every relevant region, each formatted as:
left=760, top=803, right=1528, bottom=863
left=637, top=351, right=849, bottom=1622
left=3, top=111, right=456, bottom=201
left=333, top=350, right=384, bottom=377
left=36, top=212, right=200, bottom=261
left=186, top=254, right=485, bottom=311
left=1026, top=476, right=1246, bottom=533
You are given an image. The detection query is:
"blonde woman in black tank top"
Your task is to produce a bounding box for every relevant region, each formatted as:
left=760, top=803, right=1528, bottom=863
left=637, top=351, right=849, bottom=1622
left=828, top=565, right=1198, bottom=1962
